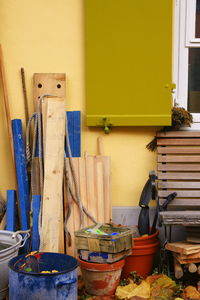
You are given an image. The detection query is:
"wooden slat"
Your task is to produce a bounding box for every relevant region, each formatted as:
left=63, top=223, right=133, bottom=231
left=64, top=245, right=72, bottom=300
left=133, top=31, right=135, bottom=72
left=96, top=161, right=104, bottom=223
left=33, top=73, right=66, bottom=108
left=158, top=181, right=200, bottom=189
left=158, top=155, right=200, bottom=163
left=159, top=198, right=200, bottom=207
left=157, top=146, right=200, bottom=154
left=158, top=163, right=200, bottom=171
left=160, top=211, right=200, bottom=225
left=157, top=138, right=200, bottom=146
left=158, top=190, right=200, bottom=198
left=158, top=172, right=200, bottom=180
left=85, top=155, right=97, bottom=225
left=41, top=98, right=65, bottom=252
left=157, top=131, right=200, bottom=138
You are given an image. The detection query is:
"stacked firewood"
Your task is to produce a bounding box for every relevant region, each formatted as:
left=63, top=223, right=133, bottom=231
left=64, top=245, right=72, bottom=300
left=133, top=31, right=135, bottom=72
left=166, top=241, right=200, bottom=279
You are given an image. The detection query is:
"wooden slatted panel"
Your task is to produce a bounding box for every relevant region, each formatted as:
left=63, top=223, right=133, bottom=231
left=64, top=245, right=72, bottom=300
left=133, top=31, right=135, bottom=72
left=157, top=172, right=200, bottom=180
left=158, top=155, right=200, bottom=163
left=159, top=198, right=200, bottom=207
left=157, top=146, right=200, bottom=154
left=157, top=131, right=200, bottom=138
left=158, top=190, right=200, bottom=198
left=157, top=138, right=200, bottom=146
left=158, top=163, right=200, bottom=171
left=158, top=181, right=200, bottom=189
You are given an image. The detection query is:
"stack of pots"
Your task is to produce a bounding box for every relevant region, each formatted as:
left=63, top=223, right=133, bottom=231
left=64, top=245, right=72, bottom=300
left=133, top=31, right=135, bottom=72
left=78, top=258, right=125, bottom=296
left=122, top=229, right=160, bottom=278
left=75, top=224, right=133, bottom=297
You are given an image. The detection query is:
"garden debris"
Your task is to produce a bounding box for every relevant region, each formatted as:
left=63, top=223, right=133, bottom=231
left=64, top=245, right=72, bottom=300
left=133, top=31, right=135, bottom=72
left=181, top=285, right=200, bottom=299
left=115, top=274, right=179, bottom=300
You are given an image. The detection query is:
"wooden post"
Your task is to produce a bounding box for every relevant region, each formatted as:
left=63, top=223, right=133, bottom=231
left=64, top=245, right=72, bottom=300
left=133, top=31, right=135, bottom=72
left=41, top=97, right=65, bottom=252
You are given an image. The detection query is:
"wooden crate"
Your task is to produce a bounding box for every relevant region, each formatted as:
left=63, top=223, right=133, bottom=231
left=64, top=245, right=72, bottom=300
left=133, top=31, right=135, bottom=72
left=75, top=224, right=133, bottom=253
left=78, top=248, right=132, bottom=264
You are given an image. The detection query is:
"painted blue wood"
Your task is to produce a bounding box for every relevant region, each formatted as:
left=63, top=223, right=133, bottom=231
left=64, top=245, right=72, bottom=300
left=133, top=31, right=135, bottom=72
left=32, top=195, right=41, bottom=251
left=73, top=111, right=81, bottom=157
left=6, top=190, right=16, bottom=231
left=66, top=111, right=74, bottom=157
left=12, top=119, right=30, bottom=231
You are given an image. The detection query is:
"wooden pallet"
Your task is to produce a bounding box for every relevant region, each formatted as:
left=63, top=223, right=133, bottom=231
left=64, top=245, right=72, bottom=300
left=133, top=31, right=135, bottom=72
left=157, top=131, right=200, bottom=224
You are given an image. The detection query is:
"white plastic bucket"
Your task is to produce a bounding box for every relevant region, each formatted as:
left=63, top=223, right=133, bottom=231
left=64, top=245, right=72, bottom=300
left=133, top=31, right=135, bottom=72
left=0, top=230, right=30, bottom=299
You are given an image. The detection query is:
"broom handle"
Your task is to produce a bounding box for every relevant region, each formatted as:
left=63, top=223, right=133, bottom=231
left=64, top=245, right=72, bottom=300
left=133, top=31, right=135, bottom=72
left=0, top=44, right=15, bottom=164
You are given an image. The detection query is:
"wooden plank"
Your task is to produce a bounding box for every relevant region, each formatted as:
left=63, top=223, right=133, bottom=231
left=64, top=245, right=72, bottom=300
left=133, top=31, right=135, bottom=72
left=78, top=157, right=88, bottom=227
left=73, top=111, right=81, bottom=157
left=160, top=211, right=200, bottom=225
left=174, top=253, right=200, bottom=264
left=158, top=190, right=200, bottom=198
left=157, top=138, right=200, bottom=146
left=158, top=155, right=200, bottom=163
left=66, top=111, right=74, bottom=157
left=96, top=161, right=104, bottom=223
left=12, top=119, right=30, bottom=231
left=41, top=98, right=65, bottom=252
left=158, top=172, right=200, bottom=180
left=157, top=146, right=200, bottom=154
left=157, top=131, right=200, bottom=138
left=32, top=195, right=41, bottom=251
left=158, top=163, right=200, bottom=171
left=33, top=73, right=66, bottom=108
left=159, top=198, right=200, bottom=207
left=85, top=155, right=97, bottom=225
left=0, top=45, right=15, bottom=164
left=158, top=181, right=200, bottom=189
left=165, top=241, right=200, bottom=255
left=6, top=190, right=16, bottom=231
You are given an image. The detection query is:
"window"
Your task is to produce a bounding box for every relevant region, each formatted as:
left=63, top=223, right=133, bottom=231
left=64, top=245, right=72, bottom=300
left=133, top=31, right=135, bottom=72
left=175, top=0, right=200, bottom=127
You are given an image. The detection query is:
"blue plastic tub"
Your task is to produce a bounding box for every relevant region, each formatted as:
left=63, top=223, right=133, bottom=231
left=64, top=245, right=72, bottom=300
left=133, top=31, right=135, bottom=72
left=8, top=252, right=78, bottom=300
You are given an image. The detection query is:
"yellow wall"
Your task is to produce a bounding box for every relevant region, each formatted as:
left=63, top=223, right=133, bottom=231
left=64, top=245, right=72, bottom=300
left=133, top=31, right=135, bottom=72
left=0, top=0, right=157, bottom=206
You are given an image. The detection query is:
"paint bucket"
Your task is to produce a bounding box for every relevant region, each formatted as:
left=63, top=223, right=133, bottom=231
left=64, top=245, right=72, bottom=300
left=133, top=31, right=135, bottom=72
left=0, top=230, right=30, bottom=300
left=78, top=257, right=125, bottom=296
left=122, top=229, right=160, bottom=278
left=8, top=252, right=78, bottom=300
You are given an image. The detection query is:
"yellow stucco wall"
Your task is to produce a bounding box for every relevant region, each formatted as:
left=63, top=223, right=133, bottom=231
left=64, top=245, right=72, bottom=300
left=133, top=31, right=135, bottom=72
left=0, top=0, right=157, bottom=206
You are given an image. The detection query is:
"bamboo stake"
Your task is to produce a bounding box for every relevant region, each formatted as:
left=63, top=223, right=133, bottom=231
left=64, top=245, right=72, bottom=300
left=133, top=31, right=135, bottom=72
left=0, top=44, right=15, bottom=163
left=20, top=68, right=29, bottom=125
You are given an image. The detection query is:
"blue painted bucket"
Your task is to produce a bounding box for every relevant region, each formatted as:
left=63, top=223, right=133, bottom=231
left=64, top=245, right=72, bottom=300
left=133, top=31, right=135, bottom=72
left=8, top=252, right=78, bottom=300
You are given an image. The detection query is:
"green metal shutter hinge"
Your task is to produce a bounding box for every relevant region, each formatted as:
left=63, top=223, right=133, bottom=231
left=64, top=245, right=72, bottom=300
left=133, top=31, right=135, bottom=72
left=101, top=117, right=112, bottom=134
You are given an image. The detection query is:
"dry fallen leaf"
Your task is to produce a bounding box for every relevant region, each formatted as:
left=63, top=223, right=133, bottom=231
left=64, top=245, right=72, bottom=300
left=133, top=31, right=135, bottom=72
left=115, top=280, right=150, bottom=299
left=181, top=286, right=200, bottom=300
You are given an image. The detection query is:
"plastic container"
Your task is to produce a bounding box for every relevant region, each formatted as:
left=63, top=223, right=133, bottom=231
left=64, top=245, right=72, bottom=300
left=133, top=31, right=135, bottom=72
left=8, top=252, right=78, bottom=300
left=0, top=230, right=30, bottom=300
left=122, top=229, right=160, bottom=278
left=79, top=257, right=125, bottom=296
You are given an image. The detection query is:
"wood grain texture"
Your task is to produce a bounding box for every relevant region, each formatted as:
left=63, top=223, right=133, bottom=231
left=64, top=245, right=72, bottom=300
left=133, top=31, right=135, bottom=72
left=165, top=241, right=200, bottom=255
left=157, top=138, right=200, bottom=146
left=158, top=155, right=200, bottom=163
left=157, top=146, right=200, bottom=154
left=157, top=131, right=200, bottom=137
left=65, top=155, right=111, bottom=256
left=158, top=181, right=200, bottom=189
left=158, top=190, right=200, bottom=198
left=41, top=98, right=65, bottom=252
left=158, top=163, right=200, bottom=171
left=157, top=172, right=200, bottom=180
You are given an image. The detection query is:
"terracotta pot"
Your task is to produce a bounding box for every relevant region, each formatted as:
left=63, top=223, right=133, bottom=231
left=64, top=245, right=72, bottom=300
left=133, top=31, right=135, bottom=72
left=78, top=258, right=125, bottom=296
left=121, top=229, right=160, bottom=278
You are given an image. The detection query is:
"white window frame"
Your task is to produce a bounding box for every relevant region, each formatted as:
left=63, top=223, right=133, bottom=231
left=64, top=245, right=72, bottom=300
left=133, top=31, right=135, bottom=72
left=175, top=0, right=200, bottom=128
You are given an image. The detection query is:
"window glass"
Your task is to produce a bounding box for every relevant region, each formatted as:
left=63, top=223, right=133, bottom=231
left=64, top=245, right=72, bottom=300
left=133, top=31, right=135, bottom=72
left=188, top=48, right=200, bottom=112
left=195, top=0, right=200, bottom=37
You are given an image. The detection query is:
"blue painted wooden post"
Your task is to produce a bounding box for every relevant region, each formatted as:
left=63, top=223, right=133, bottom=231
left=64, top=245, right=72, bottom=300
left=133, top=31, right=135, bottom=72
left=73, top=111, right=81, bottom=157
left=66, top=111, right=81, bottom=157
left=32, top=195, right=41, bottom=251
left=6, top=190, right=16, bottom=232
left=66, top=111, right=74, bottom=157
left=12, top=119, right=30, bottom=231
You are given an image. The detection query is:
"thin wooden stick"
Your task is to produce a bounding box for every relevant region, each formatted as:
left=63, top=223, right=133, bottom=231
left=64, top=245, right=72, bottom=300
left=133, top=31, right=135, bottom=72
left=20, top=68, right=29, bottom=125
left=0, top=44, right=15, bottom=163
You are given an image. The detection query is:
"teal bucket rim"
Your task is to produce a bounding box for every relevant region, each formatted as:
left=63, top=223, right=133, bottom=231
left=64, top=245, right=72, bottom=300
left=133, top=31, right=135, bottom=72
left=8, top=252, right=78, bottom=276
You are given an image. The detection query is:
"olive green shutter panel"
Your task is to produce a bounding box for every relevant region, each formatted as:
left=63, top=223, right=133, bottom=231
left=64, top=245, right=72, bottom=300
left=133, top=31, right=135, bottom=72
left=85, top=0, right=173, bottom=127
